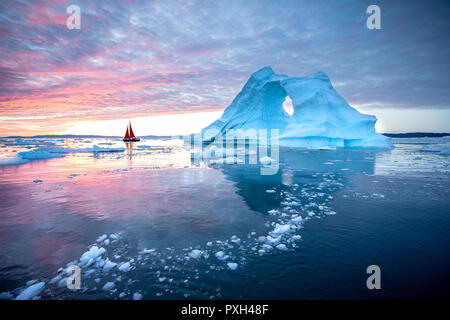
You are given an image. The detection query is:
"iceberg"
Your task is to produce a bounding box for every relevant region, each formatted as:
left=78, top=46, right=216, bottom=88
left=15, top=282, right=45, bottom=300
left=196, top=67, right=391, bottom=149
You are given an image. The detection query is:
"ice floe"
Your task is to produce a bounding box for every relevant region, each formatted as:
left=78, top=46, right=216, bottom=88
left=18, top=150, right=65, bottom=160
left=16, top=282, right=45, bottom=300
left=118, top=262, right=132, bottom=272
left=421, top=144, right=450, bottom=155
left=188, top=249, right=204, bottom=259
left=227, top=262, right=238, bottom=270
left=0, top=156, right=28, bottom=166
left=133, top=292, right=143, bottom=300
left=102, top=282, right=115, bottom=291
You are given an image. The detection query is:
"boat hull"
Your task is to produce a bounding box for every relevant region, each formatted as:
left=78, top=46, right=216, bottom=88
left=123, top=138, right=140, bottom=142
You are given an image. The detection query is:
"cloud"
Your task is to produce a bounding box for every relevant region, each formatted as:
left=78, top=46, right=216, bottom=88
left=0, top=0, right=449, bottom=135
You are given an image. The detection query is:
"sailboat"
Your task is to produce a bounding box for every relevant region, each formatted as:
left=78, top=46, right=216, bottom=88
left=123, top=121, right=140, bottom=142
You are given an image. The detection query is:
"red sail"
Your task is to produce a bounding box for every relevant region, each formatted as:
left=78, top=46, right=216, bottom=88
left=128, top=121, right=136, bottom=138
left=124, top=123, right=130, bottom=139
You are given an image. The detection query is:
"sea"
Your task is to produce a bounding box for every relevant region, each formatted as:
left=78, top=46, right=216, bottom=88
left=0, top=135, right=449, bottom=299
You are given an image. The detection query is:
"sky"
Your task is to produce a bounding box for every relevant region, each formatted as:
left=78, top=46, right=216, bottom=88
left=0, top=0, right=449, bottom=136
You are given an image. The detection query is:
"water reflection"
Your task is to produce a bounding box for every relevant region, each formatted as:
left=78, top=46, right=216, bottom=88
left=125, top=142, right=135, bottom=160
left=1, top=138, right=448, bottom=297
left=208, top=148, right=379, bottom=214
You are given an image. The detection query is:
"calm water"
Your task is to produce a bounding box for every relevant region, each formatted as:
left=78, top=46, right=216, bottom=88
left=0, top=137, right=449, bottom=299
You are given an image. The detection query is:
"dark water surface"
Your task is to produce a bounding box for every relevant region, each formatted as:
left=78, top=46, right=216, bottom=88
left=0, top=138, right=449, bottom=299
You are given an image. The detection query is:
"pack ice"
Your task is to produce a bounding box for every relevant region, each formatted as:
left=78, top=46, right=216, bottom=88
left=197, top=67, right=392, bottom=148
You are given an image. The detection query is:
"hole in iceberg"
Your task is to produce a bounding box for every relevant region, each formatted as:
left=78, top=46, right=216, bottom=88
left=282, top=96, right=294, bottom=116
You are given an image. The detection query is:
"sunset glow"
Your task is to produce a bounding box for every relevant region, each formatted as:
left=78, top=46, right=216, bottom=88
left=0, top=0, right=449, bottom=136
left=63, top=110, right=224, bottom=136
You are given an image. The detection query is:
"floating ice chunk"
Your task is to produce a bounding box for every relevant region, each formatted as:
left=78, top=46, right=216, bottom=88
left=231, top=235, right=241, bottom=245
left=140, top=248, right=156, bottom=254
left=271, top=224, right=291, bottom=235
left=58, top=277, right=68, bottom=287
left=290, top=216, right=304, bottom=224
left=96, top=259, right=106, bottom=268
left=227, top=263, right=238, bottom=270
left=158, top=277, right=166, bottom=282
left=96, top=234, right=107, bottom=243
left=16, top=282, right=45, bottom=300
left=0, top=156, right=28, bottom=166
left=22, top=273, right=37, bottom=283
left=85, top=269, right=95, bottom=276
left=292, top=235, right=302, bottom=241
left=266, top=189, right=276, bottom=193
left=103, top=260, right=117, bottom=272
left=18, top=150, right=64, bottom=160
left=92, top=145, right=125, bottom=153
left=206, top=241, right=213, bottom=247
left=215, top=251, right=227, bottom=260
left=79, top=246, right=106, bottom=267
left=102, top=282, right=115, bottom=291
left=42, top=146, right=125, bottom=154
left=104, top=239, right=110, bottom=246
left=49, top=275, right=62, bottom=284
left=268, top=209, right=280, bottom=215
left=110, top=233, right=120, bottom=240
left=118, top=262, right=131, bottom=272
left=276, top=244, right=288, bottom=251
left=188, top=249, right=204, bottom=259
left=266, top=236, right=280, bottom=245
left=133, top=292, right=143, bottom=300
left=119, top=292, right=126, bottom=298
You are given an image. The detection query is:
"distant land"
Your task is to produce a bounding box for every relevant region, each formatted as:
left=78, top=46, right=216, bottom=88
left=382, top=133, right=450, bottom=138
left=1, top=133, right=448, bottom=139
